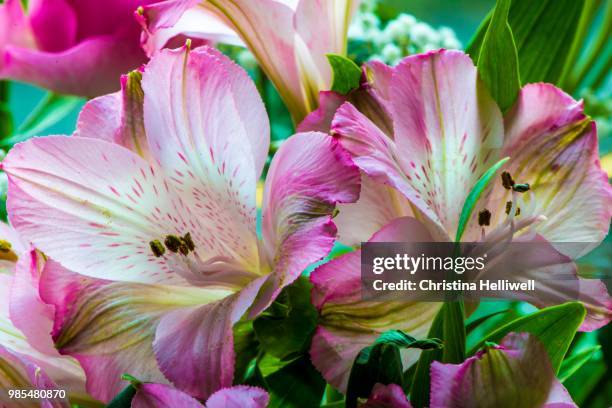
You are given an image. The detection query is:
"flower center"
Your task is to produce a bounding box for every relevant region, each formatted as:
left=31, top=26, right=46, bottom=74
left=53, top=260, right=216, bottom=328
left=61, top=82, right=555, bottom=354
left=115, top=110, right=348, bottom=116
left=149, top=232, right=195, bottom=257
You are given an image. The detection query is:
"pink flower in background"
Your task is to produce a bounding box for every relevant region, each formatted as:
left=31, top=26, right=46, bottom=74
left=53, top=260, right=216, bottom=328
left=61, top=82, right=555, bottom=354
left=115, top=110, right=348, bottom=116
left=430, top=332, right=577, bottom=407
left=359, top=383, right=412, bottom=408
left=0, top=223, right=91, bottom=406
left=309, top=49, right=611, bottom=390
left=131, top=382, right=268, bottom=408
left=0, top=0, right=158, bottom=97
left=2, top=45, right=360, bottom=401
left=139, top=0, right=360, bottom=122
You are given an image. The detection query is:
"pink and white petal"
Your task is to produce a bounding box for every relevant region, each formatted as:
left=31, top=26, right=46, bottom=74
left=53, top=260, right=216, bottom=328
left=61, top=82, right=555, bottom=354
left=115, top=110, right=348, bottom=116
left=334, top=173, right=413, bottom=247
left=498, top=83, right=611, bottom=255
left=75, top=71, right=150, bottom=159
left=4, top=136, right=200, bottom=285
left=132, top=383, right=204, bottom=408
left=332, top=102, right=447, bottom=238
left=0, top=271, right=86, bottom=396
left=38, top=260, right=191, bottom=402
left=310, top=218, right=441, bottom=390
left=206, top=385, right=269, bottom=408
left=202, top=0, right=305, bottom=120
left=142, top=46, right=267, bottom=271
left=153, top=276, right=265, bottom=399
left=9, top=249, right=56, bottom=355
left=294, top=0, right=360, bottom=108
left=0, top=346, right=71, bottom=408
left=253, top=132, right=360, bottom=316
left=0, top=221, right=26, bottom=258
left=359, top=383, right=411, bottom=408
left=139, top=3, right=239, bottom=57
left=389, top=50, right=504, bottom=238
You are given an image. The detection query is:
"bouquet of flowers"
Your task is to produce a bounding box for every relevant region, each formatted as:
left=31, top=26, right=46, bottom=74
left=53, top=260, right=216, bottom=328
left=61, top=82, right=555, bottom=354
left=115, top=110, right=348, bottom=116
left=0, top=0, right=610, bottom=407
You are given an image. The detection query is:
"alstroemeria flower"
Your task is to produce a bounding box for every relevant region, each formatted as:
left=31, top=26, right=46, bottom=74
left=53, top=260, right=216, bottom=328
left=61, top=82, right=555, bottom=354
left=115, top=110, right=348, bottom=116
left=430, top=332, right=577, bottom=407
left=131, top=382, right=268, bottom=408
left=2, top=45, right=360, bottom=401
left=309, top=49, right=611, bottom=390
left=0, top=223, right=90, bottom=406
left=139, top=0, right=361, bottom=122
left=0, top=0, right=159, bottom=96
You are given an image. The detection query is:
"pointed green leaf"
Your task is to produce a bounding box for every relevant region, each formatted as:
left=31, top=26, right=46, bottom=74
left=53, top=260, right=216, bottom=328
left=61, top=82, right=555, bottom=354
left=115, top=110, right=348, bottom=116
left=475, top=0, right=520, bottom=112
left=559, top=345, right=601, bottom=382
left=326, top=54, right=362, bottom=95
left=468, top=0, right=585, bottom=86
left=265, top=355, right=326, bottom=408
left=106, top=384, right=136, bottom=408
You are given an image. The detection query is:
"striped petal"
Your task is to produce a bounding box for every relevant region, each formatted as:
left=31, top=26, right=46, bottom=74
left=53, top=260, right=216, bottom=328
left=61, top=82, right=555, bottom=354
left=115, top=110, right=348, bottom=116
left=132, top=383, right=204, bottom=408
left=0, top=345, right=71, bottom=408
left=430, top=332, right=577, bottom=408
left=493, top=84, right=611, bottom=255
left=309, top=217, right=440, bottom=390
left=252, top=132, right=360, bottom=316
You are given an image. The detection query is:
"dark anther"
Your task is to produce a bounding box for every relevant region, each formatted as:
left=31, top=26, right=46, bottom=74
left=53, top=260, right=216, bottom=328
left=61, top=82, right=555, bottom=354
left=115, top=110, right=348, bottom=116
left=501, top=172, right=515, bottom=190
left=478, top=209, right=491, bottom=226
left=512, top=183, right=530, bottom=193
left=505, top=201, right=521, bottom=216
left=178, top=243, right=189, bottom=256
left=183, top=232, right=195, bottom=252
left=149, top=240, right=165, bottom=257
left=164, top=235, right=182, bottom=253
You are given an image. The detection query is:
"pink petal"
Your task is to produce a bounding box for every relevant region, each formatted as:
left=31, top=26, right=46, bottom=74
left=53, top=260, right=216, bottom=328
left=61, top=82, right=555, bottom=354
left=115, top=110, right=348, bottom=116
left=75, top=71, right=150, bottom=159
left=297, top=90, right=347, bottom=133
left=132, top=383, right=204, bottom=408
left=138, top=3, right=239, bottom=57
left=153, top=277, right=266, bottom=399
left=143, top=45, right=269, bottom=179
left=334, top=173, right=413, bottom=246
left=309, top=217, right=440, bottom=390
left=359, top=383, right=411, bottom=408
left=9, top=249, right=56, bottom=356
left=499, top=83, right=611, bottom=255
left=206, top=385, right=269, bottom=408
left=4, top=136, right=192, bottom=285
left=0, top=345, right=71, bottom=408
left=1, top=0, right=155, bottom=96
left=38, top=260, right=171, bottom=402
left=252, top=132, right=360, bottom=316
left=430, top=332, right=577, bottom=408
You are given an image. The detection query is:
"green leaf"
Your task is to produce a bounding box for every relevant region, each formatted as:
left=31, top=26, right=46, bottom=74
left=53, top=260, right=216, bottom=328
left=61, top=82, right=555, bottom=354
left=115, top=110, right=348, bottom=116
left=326, top=54, right=362, bottom=95
left=374, top=330, right=443, bottom=351
left=105, top=384, right=136, bottom=408
left=1, top=92, right=82, bottom=147
left=253, top=277, right=318, bottom=359
left=346, top=343, right=403, bottom=408
left=265, top=355, right=326, bottom=408
left=233, top=320, right=260, bottom=384
left=465, top=309, right=509, bottom=334
left=468, top=0, right=585, bottom=86
left=559, top=345, right=601, bottom=382
left=469, top=302, right=586, bottom=373
left=455, top=156, right=509, bottom=242
left=410, top=310, right=444, bottom=408
left=474, top=0, right=520, bottom=112
left=441, top=301, right=466, bottom=364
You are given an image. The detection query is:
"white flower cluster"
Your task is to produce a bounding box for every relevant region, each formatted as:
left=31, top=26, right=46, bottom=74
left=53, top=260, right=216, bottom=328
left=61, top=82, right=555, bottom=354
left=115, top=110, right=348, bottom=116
left=348, top=0, right=462, bottom=65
